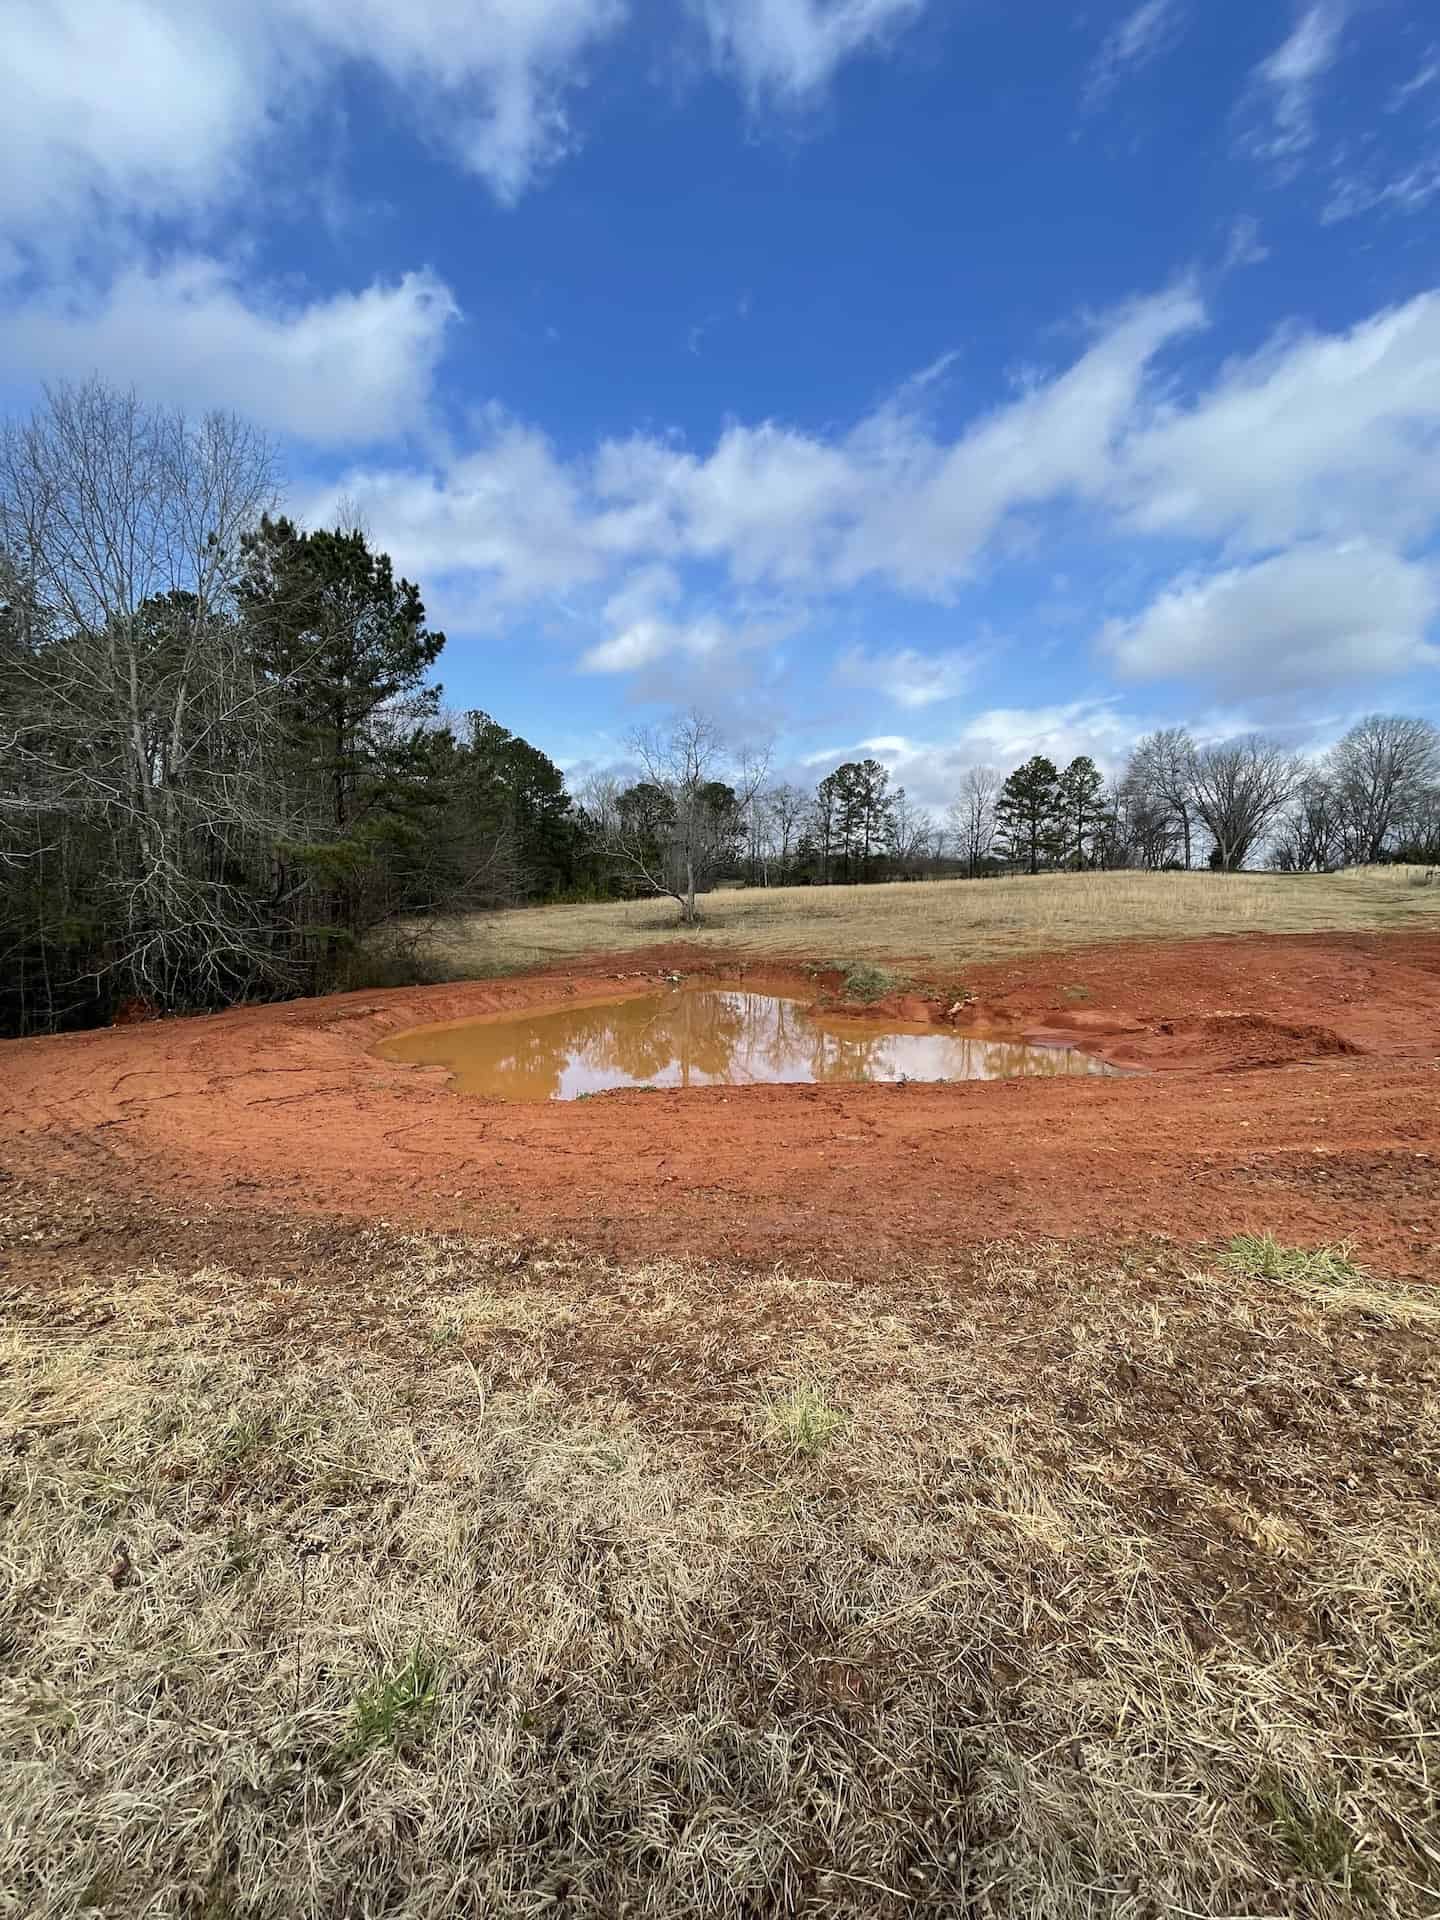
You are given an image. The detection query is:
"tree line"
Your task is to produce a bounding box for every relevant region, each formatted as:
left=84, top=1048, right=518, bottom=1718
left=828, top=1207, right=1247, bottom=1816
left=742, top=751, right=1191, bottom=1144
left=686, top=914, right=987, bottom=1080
left=965, top=720, right=1440, bottom=877
left=0, top=383, right=590, bottom=1035
left=620, top=715, right=1440, bottom=907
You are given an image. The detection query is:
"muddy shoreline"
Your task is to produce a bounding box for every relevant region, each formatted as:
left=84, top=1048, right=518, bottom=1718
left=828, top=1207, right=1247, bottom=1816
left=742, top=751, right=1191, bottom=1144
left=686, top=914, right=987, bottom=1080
left=3, top=929, right=1439, bottom=1276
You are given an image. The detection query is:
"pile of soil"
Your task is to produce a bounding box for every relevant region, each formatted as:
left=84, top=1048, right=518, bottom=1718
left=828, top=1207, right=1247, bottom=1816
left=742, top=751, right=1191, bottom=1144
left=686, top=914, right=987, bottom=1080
left=3, top=931, right=1438, bottom=1276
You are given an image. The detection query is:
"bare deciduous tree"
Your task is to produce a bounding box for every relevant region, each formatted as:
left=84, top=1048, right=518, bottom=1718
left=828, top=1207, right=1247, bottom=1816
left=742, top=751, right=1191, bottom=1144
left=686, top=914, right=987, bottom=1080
left=752, top=782, right=809, bottom=885
left=886, top=788, right=935, bottom=876
left=1, top=381, right=284, bottom=1016
left=1187, top=735, right=1299, bottom=871
left=1328, top=714, right=1440, bottom=865
left=1271, top=776, right=1344, bottom=872
left=946, top=765, right=999, bottom=876
left=1126, top=727, right=1197, bottom=869
left=596, top=712, right=767, bottom=925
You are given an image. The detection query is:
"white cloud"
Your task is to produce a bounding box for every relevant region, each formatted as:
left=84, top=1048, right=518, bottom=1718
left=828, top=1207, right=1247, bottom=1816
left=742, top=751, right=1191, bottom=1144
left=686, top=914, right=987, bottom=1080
left=581, top=561, right=798, bottom=678
left=3, top=2, right=277, bottom=233
left=832, top=287, right=1204, bottom=591
left=1101, top=543, right=1440, bottom=695
left=940, top=700, right=1144, bottom=776
left=1222, top=215, right=1269, bottom=270
left=279, top=278, right=1440, bottom=717
left=1388, top=54, right=1439, bottom=113
left=4, top=0, right=925, bottom=236
left=1323, top=159, right=1440, bottom=225
left=3, top=0, right=627, bottom=223
left=1241, top=4, right=1345, bottom=171
left=595, top=421, right=862, bottom=583
left=694, top=0, right=925, bottom=103
left=1117, top=290, right=1440, bottom=551
left=319, top=284, right=1204, bottom=616
left=832, top=643, right=979, bottom=707
left=1083, top=0, right=1186, bottom=111
left=293, top=0, right=628, bottom=206
left=316, top=420, right=611, bottom=596
left=3, top=260, right=457, bottom=443
left=582, top=612, right=734, bottom=673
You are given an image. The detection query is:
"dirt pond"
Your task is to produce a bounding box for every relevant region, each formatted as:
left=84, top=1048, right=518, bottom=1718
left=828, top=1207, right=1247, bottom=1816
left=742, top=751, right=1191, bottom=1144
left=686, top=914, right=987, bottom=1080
left=377, top=987, right=1118, bottom=1099
left=3, top=929, right=1439, bottom=1276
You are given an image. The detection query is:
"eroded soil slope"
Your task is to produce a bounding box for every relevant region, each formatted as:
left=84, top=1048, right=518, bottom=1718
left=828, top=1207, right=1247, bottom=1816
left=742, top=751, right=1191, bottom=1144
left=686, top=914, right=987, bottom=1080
left=3, top=931, right=1439, bottom=1273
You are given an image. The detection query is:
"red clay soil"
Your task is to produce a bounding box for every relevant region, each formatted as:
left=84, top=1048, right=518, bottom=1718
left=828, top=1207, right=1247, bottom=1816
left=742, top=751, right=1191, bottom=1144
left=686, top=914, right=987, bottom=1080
left=3, top=931, right=1439, bottom=1276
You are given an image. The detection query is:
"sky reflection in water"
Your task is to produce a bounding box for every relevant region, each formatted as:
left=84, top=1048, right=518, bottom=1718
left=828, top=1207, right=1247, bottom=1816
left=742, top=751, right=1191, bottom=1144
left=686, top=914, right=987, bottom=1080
left=379, top=989, right=1117, bottom=1102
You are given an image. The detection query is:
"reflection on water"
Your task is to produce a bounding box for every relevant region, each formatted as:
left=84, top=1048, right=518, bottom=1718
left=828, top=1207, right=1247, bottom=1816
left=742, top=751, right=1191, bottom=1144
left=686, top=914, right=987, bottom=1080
left=378, top=989, right=1118, bottom=1101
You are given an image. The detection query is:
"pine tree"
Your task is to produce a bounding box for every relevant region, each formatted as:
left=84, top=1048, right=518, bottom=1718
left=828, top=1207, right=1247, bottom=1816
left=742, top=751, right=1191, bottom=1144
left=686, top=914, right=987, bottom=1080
left=1058, top=755, right=1108, bottom=869
left=995, top=756, right=1062, bottom=874
left=238, top=515, right=446, bottom=952
left=818, top=758, right=896, bottom=881
left=455, top=710, right=581, bottom=900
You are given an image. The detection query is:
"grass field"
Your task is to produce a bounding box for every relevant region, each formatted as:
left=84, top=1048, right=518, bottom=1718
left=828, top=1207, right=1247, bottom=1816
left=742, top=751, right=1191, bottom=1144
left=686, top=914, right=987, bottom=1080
left=433, top=865, right=1440, bottom=975
left=3, top=1182, right=1438, bottom=1918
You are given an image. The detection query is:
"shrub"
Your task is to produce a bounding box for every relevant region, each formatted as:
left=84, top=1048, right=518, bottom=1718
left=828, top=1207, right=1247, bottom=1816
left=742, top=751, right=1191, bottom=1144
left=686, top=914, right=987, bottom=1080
left=841, top=962, right=899, bottom=1003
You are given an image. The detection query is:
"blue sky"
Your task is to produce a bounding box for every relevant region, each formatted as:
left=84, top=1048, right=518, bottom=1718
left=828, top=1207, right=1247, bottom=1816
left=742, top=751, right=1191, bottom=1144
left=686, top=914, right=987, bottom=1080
left=5, top=0, right=1440, bottom=804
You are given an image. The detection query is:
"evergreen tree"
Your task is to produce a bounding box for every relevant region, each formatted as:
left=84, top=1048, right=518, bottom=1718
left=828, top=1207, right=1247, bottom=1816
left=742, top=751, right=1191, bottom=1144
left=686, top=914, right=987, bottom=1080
left=1058, top=755, right=1108, bottom=869
left=239, top=515, right=446, bottom=951
left=454, top=710, right=581, bottom=899
left=818, top=758, right=896, bottom=881
left=995, top=756, right=1062, bottom=874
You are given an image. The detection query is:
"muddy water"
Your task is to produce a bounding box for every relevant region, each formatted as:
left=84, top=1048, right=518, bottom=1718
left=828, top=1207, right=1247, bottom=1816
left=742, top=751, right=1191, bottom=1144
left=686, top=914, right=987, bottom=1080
left=378, top=988, right=1117, bottom=1101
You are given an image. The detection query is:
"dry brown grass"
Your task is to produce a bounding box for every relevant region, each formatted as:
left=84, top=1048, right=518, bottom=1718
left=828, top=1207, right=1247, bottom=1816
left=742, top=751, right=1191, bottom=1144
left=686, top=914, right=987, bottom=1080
left=3, top=1185, right=1439, bottom=1918
left=431, top=865, right=1440, bottom=974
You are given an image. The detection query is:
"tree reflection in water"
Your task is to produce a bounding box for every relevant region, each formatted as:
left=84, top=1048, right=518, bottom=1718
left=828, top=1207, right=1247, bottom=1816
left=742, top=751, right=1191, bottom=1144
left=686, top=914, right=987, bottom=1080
left=380, top=990, right=1118, bottom=1101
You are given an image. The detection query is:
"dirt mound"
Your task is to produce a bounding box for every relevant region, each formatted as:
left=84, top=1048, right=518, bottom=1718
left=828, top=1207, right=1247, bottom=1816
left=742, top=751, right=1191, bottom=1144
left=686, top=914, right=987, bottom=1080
left=3, top=930, right=1440, bottom=1277
left=1108, top=1012, right=1364, bottom=1073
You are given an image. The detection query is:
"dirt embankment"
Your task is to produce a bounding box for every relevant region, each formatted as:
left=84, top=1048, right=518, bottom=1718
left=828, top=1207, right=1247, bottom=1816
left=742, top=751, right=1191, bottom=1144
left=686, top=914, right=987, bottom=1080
left=3, top=930, right=1439, bottom=1275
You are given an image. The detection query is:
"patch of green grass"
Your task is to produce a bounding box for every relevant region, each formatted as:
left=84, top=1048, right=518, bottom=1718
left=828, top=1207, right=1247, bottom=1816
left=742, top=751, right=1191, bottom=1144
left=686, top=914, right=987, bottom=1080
left=1255, top=1769, right=1376, bottom=1905
left=212, top=1408, right=281, bottom=1465
left=342, top=1646, right=442, bottom=1760
left=1062, top=983, right=1092, bottom=1003
left=761, top=1383, right=845, bottom=1458
left=220, top=1526, right=258, bottom=1584
left=1213, top=1232, right=1440, bottom=1329
left=841, top=962, right=901, bottom=1003
left=1221, top=1233, right=1363, bottom=1285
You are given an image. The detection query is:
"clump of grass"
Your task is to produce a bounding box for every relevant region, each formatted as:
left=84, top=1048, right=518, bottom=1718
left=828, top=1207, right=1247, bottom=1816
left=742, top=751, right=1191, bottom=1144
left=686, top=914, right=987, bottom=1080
left=841, top=962, right=900, bottom=1003
left=1217, top=1233, right=1440, bottom=1329
left=212, top=1406, right=282, bottom=1464
left=761, top=1382, right=845, bottom=1456
left=1255, top=1769, right=1376, bottom=1906
left=1222, top=1233, right=1363, bottom=1285
left=342, top=1646, right=442, bottom=1760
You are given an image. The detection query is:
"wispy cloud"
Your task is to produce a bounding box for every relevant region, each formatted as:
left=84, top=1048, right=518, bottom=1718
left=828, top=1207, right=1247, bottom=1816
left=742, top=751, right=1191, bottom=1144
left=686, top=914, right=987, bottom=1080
left=1083, top=0, right=1187, bottom=112
left=1222, top=215, right=1269, bottom=271
left=1240, top=3, right=1346, bottom=173
left=693, top=0, right=927, bottom=105
left=1324, top=159, right=1440, bottom=225
left=1387, top=50, right=1439, bottom=113
left=832, top=643, right=981, bottom=708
